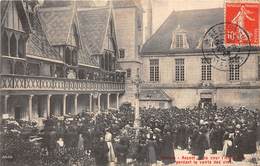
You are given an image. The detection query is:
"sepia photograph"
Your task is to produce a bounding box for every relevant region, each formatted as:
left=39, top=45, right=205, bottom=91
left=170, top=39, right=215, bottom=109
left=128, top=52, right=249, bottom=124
left=0, top=0, right=259, bottom=165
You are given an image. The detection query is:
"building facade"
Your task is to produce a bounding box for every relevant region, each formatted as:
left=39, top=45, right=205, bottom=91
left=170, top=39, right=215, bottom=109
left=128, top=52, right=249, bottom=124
left=0, top=0, right=125, bottom=124
left=141, top=8, right=260, bottom=109
left=112, top=0, right=143, bottom=103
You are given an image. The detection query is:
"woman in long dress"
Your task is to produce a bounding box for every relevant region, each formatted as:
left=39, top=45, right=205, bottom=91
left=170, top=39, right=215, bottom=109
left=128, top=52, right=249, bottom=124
left=222, top=132, right=233, bottom=161
left=105, top=129, right=116, bottom=166
left=160, top=132, right=175, bottom=165
left=146, top=133, right=157, bottom=166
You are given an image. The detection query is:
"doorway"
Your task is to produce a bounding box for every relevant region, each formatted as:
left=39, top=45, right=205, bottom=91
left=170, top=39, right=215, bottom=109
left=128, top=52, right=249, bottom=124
left=14, top=107, right=22, bottom=120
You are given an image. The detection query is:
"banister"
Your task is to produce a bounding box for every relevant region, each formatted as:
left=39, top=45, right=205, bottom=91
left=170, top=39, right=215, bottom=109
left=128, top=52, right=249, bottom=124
left=0, top=74, right=125, bottom=92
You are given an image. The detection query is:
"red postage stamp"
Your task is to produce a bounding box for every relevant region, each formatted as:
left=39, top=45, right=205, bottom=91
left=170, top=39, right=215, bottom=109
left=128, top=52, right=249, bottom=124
left=225, top=1, right=259, bottom=46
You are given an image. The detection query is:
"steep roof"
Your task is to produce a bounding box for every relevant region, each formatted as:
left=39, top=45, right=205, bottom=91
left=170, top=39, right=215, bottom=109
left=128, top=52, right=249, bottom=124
left=39, top=4, right=100, bottom=66
left=38, top=7, right=75, bottom=46
left=78, top=49, right=99, bottom=67
left=1, top=1, right=9, bottom=23
left=141, top=8, right=224, bottom=55
left=112, top=0, right=142, bottom=9
left=42, top=0, right=96, bottom=9
left=76, top=0, right=96, bottom=8
left=1, top=0, right=31, bottom=32
left=26, top=12, right=63, bottom=61
left=139, top=89, right=171, bottom=101
left=41, top=0, right=74, bottom=8
left=77, top=7, right=111, bottom=55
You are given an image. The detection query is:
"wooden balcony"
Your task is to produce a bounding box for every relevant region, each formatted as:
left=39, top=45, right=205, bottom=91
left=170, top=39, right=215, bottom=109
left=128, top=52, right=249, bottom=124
left=0, top=74, right=125, bottom=93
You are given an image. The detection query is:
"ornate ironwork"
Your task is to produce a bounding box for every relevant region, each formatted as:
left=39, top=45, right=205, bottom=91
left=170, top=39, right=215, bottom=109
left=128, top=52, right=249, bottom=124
left=0, top=75, right=125, bottom=93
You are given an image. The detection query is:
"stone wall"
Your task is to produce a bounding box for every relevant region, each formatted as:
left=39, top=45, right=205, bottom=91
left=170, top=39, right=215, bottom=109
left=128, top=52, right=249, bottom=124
left=140, top=53, right=260, bottom=109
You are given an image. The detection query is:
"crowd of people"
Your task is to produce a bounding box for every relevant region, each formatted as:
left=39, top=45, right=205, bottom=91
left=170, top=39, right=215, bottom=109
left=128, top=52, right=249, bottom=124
left=1, top=103, right=259, bottom=166
left=140, top=106, right=259, bottom=164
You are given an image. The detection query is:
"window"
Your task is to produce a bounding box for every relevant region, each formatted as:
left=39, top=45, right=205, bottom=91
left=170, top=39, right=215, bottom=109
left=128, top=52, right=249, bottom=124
left=137, top=14, right=142, bottom=31
left=1, top=31, right=8, bottom=55
left=258, top=56, right=260, bottom=80
left=10, top=34, right=17, bottom=57
left=65, top=47, right=71, bottom=65
left=126, top=69, right=131, bottom=78
left=119, top=49, right=125, bottom=58
left=1, top=2, right=27, bottom=57
left=201, top=58, right=212, bottom=80
left=150, top=59, right=159, bottom=82
left=175, top=59, right=184, bottom=81
left=229, top=57, right=240, bottom=80
left=137, top=45, right=141, bottom=53
left=176, top=34, right=184, bottom=48
left=159, top=102, right=165, bottom=108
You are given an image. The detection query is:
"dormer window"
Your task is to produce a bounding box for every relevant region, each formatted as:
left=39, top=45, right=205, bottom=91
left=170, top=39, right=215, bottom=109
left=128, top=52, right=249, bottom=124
left=176, top=34, right=184, bottom=48
left=171, top=24, right=189, bottom=49
left=63, top=46, right=78, bottom=66
left=119, top=49, right=125, bottom=58
left=1, top=1, right=29, bottom=58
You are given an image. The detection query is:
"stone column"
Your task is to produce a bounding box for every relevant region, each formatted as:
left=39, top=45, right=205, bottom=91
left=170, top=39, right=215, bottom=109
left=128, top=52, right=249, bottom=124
left=7, top=31, right=11, bottom=56
left=98, top=94, right=101, bottom=112
left=107, top=93, right=110, bottom=110
left=134, top=98, right=140, bottom=128
left=4, top=95, right=10, bottom=114
left=47, top=95, right=51, bottom=118
left=15, top=34, right=20, bottom=57
left=89, top=94, right=93, bottom=112
left=116, top=93, right=119, bottom=109
left=74, top=94, right=78, bottom=115
left=63, top=94, right=67, bottom=116
left=28, top=95, right=34, bottom=121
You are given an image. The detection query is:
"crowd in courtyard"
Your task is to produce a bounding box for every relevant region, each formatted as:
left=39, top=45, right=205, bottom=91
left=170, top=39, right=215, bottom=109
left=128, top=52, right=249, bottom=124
left=1, top=103, right=260, bottom=166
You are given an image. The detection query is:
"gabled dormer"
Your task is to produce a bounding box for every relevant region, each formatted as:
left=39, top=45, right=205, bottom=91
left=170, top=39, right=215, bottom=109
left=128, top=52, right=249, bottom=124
left=197, top=28, right=216, bottom=49
left=170, top=24, right=189, bottom=49
left=63, top=21, right=81, bottom=66
left=39, top=5, right=81, bottom=66
left=101, top=10, right=119, bottom=71
left=1, top=1, right=31, bottom=58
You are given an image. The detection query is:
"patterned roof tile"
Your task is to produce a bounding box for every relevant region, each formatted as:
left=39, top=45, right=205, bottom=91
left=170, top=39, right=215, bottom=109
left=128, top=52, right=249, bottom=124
left=38, top=8, right=74, bottom=46
left=77, top=7, right=110, bottom=55
left=26, top=12, right=62, bottom=61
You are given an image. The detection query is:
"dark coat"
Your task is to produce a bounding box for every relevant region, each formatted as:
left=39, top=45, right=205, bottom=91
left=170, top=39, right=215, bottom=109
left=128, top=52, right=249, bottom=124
left=242, top=130, right=257, bottom=154
left=44, top=130, right=57, bottom=153
left=136, top=142, right=147, bottom=162
left=210, top=127, right=224, bottom=151
left=232, top=133, right=244, bottom=161
left=160, top=134, right=175, bottom=164
left=147, top=140, right=157, bottom=164
left=116, top=136, right=129, bottom=164
left=94, top=141, right=109, bottom=166
left=191, top=131, right=199, bottom=155
left=195, top=133, right=207, bottom=156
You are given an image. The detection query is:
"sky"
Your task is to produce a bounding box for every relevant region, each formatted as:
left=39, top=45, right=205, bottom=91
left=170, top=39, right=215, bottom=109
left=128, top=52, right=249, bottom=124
left=150, top=0, right=225, bottom=32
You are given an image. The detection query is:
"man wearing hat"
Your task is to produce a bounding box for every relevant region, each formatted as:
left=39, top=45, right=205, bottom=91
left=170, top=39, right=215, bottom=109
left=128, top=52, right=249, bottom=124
left=232, top=125, right=245, bottom=161
left=196, top=127, right=208, bottom=160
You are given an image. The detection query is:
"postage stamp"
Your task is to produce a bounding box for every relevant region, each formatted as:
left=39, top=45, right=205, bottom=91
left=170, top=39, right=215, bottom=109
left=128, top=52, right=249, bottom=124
left=225, top=1, right=259, bottom=46
left=201, top=0, right=259, bottom=71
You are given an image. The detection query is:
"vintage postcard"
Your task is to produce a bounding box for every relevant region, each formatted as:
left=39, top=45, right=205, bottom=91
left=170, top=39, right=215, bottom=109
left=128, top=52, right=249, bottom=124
left=0, top=0, right=259, bottom=166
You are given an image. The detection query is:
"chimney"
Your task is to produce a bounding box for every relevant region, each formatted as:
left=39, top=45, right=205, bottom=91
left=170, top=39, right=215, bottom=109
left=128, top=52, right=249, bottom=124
left=145, top=0, right=152, bottom=41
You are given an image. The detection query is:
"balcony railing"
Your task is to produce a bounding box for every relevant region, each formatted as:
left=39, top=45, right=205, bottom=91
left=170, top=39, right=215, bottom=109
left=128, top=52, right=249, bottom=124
left=0, top=74, right=125, bottom=93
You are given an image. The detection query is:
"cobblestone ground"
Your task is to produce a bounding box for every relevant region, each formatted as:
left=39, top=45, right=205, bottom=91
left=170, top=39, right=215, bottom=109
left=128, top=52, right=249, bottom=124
left=155, top=149, right=259, bottom=166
